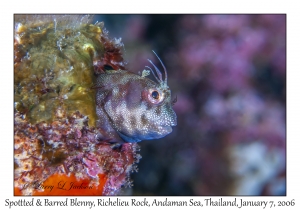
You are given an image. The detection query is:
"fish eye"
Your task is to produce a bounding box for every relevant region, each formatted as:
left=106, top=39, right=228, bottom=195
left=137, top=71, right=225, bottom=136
left=151, top=90, right=159, bottom=99
left=144, top=88, right=164, bottom=105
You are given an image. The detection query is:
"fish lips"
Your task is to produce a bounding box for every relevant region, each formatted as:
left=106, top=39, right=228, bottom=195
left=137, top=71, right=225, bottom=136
left=144, top=124, right=174, bottom=140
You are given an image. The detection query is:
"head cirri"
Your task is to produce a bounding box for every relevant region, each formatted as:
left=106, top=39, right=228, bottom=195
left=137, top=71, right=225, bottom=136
left=95, top=51, right=177, bottom=143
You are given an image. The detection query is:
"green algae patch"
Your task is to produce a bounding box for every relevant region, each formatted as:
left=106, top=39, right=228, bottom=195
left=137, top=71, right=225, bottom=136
left=14, top=15, right=103, bottom=127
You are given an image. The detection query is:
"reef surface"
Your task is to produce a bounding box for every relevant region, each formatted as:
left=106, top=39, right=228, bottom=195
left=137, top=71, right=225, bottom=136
left=14, top=15, right=139, bottom=196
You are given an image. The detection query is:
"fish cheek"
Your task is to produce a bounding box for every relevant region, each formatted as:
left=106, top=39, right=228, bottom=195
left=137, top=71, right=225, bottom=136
left=130, top=116, right=137, bottom=128
left=154, top=106, right=162, bottom=115
left=141, top=114, right=149, bottom=127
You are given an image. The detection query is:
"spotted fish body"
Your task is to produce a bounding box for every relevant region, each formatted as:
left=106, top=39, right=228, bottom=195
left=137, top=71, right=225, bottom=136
left=95, top=52, right=177, bottom=143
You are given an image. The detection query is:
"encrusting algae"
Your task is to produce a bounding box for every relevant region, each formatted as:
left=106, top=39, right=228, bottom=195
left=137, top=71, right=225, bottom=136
left=14, top=15, right=140, bottom=196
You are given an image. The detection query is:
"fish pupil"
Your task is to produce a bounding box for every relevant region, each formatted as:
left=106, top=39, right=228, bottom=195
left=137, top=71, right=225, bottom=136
left=151, top=91, right=159, bottom=99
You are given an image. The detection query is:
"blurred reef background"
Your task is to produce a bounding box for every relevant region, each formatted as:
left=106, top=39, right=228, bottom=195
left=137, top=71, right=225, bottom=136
left=93, top=14, right=286, bottom=195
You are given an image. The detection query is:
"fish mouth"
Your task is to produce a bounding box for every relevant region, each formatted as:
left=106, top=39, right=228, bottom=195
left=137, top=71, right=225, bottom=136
left=170, top=120, right=177, bottom=126
left=158, top=125, right=172, bottom=132
left=153, top=125, right=173, bottom=137
left=159, top=119, right=177, bottom=127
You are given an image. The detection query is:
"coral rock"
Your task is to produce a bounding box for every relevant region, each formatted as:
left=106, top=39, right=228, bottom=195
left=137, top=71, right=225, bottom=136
left=14, top=15, right=139, bottom=196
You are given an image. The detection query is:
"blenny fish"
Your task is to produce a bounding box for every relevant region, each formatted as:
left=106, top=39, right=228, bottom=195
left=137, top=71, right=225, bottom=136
left=95, top=51, right=177, bottom=143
